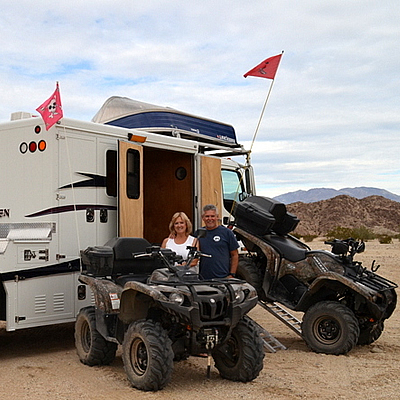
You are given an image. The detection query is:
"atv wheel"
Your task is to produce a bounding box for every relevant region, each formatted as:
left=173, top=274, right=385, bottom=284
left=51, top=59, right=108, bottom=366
left=75, top=306, right=117, bottom=366
left=358, top=321, right=384, bottom=345
left=302, top=301, right=360, bottom=355
left=212, top=316, right=264, bottom=382
left=237, top=255, right=266, bottom=300
left=122, top=320, right=174, bottom=391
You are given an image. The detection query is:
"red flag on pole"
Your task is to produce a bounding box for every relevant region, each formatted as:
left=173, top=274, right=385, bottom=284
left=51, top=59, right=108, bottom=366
left=36, top=82, right=63, bottom=130
left=244, top=54, right=282, bottom=80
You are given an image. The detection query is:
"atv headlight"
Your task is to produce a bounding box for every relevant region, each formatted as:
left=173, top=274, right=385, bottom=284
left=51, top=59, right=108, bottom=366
left=234, top=289, right=246, bottom=303
left=169, top=292, right=185, bottom=305
left=247, top=287, right=257, bottom=299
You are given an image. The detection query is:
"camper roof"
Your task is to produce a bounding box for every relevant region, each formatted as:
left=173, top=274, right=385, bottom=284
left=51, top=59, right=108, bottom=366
left=92, top=96, right=241, bottom=151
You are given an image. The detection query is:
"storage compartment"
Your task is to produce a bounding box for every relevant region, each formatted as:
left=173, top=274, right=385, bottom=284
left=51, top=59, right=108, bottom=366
left=273, top=212, right=299, bottom=235
left=81, top=246, right=114, bottom=277
left=234, top=196, right=299, bottom=235
left=244, top=196, right=287, bottom=221
left=234, top=202, right=275, bottom=236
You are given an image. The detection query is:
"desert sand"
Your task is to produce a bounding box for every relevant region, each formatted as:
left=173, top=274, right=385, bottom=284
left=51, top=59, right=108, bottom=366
left=1, top=239, right=399, bottom=399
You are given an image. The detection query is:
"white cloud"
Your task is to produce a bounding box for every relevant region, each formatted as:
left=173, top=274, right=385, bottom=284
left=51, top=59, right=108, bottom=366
left=0, top=0, right=399, bottom=198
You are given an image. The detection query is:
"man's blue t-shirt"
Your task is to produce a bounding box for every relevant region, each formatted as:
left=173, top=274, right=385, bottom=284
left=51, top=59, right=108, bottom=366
left=197, top=225, right=239, bottom=279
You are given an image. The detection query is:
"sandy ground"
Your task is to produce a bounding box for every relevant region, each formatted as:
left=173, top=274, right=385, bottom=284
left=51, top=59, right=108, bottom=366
left=1, top=239, right=399, bottom=399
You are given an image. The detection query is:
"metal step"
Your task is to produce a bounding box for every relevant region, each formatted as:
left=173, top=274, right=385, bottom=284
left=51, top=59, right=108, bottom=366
left=258, top=301, right=302, bottom=337
left=249, top=317, right=287, bottom=353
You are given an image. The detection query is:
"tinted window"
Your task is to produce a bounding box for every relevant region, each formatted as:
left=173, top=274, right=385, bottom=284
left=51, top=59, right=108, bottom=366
left=127, top=149, right=140, bottom=199
left=106, top=150, right=117, bottom=197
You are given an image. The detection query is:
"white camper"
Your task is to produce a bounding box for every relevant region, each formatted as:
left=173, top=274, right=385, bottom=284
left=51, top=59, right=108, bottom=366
left=0, top=97, right=255, bottom=332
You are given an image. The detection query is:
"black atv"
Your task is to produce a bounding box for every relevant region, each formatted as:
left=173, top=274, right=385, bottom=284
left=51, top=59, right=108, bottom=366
left=232, top=195, right=397, bottom=355
left=75, top=231, right=264, bottom=391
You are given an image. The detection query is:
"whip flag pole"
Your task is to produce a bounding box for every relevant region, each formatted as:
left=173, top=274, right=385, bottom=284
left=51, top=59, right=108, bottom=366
left=244, top=51, right=284, bottom=152
left=228, top=53, right=284, bottom=219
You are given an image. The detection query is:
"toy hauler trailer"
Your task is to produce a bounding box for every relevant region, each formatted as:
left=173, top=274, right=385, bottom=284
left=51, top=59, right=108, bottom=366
left=0, top=96, right=255, bottom=332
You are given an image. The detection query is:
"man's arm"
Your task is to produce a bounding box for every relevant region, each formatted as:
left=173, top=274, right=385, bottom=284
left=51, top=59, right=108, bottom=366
left=229, top=249, right=239, bottom=277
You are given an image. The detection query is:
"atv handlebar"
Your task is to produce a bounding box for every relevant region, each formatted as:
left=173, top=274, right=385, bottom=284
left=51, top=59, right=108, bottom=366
left=133, top=245, right=211, bottom=273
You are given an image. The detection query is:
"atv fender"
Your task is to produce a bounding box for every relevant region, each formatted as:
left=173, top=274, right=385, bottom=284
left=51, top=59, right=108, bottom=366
left=79, top=274, right=122, bottom=314
left=297, top=272, right=384, bottom=318
left=119, top=281, right=169, bottom=325
left=235, top=227, right=281, bottom=276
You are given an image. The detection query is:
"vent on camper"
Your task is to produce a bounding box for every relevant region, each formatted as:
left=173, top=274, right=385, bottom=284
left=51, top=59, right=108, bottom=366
left=11, top=112, right=35, bottom=121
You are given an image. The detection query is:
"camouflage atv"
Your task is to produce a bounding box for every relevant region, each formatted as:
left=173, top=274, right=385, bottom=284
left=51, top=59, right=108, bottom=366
left=75, top=231, right=264, bottom=391
left=232, top=196, right=397, bottom=355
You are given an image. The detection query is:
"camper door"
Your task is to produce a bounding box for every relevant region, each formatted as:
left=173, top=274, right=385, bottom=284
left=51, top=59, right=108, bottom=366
left=118, top=141, right=143, bottom=237
left=199, top=155, right=222, bottom=217
left=118, top=141, right=195, bottom=244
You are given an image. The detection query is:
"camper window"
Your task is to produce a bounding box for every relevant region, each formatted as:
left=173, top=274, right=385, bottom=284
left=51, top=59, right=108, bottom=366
left=106, top=150, right=117, bottom=197
left=127, top=149, right=140, bottom=199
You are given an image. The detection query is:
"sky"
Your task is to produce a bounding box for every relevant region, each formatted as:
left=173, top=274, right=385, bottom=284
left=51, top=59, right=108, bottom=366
left=1, top=0, right=399, bottom=197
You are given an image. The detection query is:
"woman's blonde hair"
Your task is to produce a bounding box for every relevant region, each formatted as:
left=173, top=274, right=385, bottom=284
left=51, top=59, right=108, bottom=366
left=169, top=212, right=192, bottom=236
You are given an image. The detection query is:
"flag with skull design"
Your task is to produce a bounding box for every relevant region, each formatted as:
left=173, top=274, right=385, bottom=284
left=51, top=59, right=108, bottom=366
left=36, top=82, right=63, bottom=130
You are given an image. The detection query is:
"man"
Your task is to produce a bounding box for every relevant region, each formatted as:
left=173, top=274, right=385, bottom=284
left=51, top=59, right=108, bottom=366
left=197, top=204, right=239, bottom=280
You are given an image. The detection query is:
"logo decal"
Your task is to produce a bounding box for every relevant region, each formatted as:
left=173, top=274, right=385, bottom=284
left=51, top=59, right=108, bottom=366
left=0, top=209, right=10, bottom=218
left=58, top=172, right=106, bottom=190
left=213, top=236, right=221, bottom=242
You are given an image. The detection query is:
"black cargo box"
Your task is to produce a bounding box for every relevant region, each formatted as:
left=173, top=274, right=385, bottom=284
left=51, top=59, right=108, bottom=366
left=81, top=246, right=114, bottom=277
left=234, top=201, right=275, bottom=236
left=273, top=211, right=299, bottom=235
left=244, top=196, right=287, bottom=221
left=234, top=196, right=299, bottom=235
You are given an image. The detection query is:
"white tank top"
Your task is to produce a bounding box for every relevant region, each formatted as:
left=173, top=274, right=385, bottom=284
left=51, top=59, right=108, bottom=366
left=165, top=235, right=195, bottom=259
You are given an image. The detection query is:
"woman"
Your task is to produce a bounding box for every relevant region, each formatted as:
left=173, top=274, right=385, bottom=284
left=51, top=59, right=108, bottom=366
left=161, top=212, right=199, bottom=272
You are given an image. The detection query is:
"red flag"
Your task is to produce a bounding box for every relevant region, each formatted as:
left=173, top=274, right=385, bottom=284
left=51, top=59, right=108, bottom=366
left=36, top=82, right=63, bottom=130
left=244, top=54, right=282, bottom=80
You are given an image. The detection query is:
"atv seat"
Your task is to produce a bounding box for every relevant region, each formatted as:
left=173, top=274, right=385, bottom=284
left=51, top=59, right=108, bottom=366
left=267, top=235, right=307, bottom=262
left=104, top=237, right=162, bottom=281
left=114, top=274, right=150, bottom=286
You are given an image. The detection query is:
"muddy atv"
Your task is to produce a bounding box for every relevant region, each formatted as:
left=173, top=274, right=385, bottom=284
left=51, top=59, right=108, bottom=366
left=232, top=195, right=397, bottom=355
left=75, top=233, right=264, bottom=391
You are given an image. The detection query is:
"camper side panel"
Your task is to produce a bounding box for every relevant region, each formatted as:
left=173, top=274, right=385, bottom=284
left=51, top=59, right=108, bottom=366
left=0, top=119, right=117, bottom=330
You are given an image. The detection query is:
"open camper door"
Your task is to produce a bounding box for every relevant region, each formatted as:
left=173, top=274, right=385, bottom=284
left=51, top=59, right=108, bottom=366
left=118, top=140, right=143, bottom=237
left=199, top=155, right=222, bottom=214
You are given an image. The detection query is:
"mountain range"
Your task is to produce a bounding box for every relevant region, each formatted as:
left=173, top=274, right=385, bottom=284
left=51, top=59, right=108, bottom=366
left=273, top=187, right=400, bottom=204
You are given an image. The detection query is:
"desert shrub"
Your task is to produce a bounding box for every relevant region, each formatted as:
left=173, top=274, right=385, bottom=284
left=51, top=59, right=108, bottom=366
left=351, top=226, right=375, bottom=241
left=326, top=226, right=376, bottom=241
left=291, top=232, right=302, bottom=239
left=378, top=235, right=393, bottom=244
left=303, top=234, right=317, bottom=242
left=326, top=226, right=353, bottom=240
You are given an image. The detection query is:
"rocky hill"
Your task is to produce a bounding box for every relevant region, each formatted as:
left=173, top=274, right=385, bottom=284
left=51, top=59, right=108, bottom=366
left=286, top=195, right=400, bottom=237
left=274, top=187, right=400, bottom=204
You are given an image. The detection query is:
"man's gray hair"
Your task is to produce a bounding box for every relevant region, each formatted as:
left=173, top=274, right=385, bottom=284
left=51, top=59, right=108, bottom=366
left=202, top=204, right=219, bottom=215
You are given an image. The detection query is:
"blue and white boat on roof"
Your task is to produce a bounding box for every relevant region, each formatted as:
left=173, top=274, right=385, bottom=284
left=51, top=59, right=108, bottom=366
left=92, top=96, right=240, bottom=149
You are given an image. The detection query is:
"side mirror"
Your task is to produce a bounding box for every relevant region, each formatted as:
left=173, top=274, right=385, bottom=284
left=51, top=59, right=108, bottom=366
left=356, top=242, right=365, bottom=253
left=331, top=241, right=349, bottom=255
